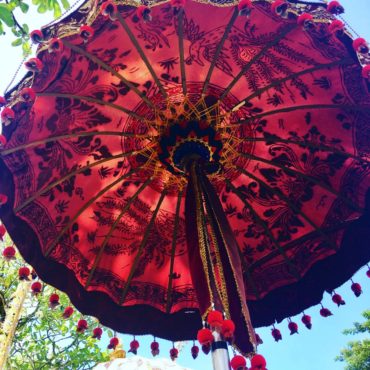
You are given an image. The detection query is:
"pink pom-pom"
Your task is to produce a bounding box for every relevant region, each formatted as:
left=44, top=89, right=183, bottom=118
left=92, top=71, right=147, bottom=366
left=1, top=107, right=15, bottom=126
left=20, top=87, right=36, bottom=103
left=18, top=267, right=30, bottom=280
left=101, top=1, right=117, bottom=20
left=329, top=19, right=344, bottom=34
left=353, top=38, right=369, bottom=54
left=62, top=306, right=74, bottom=318
left=79, top=25, right=94, bottom=41
left=297, top=13, right=314, bottom=27
left=31, top=281, right=42, bottom=294
left=30, top=30, right=43, bottom=44
left=76, top=319, right=88, bottom=332
left=2, top=246, right=15, bottom=261
left=25, top=58, right=43, bottom=73
left=327, top=1, right=344, bottom=15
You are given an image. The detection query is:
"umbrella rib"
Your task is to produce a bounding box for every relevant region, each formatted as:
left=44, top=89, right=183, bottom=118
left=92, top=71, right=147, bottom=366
left=237, top=166, right=340, bottom=251
left=219, top=24, right=296, bottom=101
left=234, top=104, right=370, bottom=125
left=165, top=189, right=183, bottom=313
left=237, top=151, right=363, bottom=212
left=116, top=13, right=167, bottom=99
left=14, top=150, right=139, bottom=213
left=44, top=166, right=141, bottom=257
left=0, top=132, right=149, bottom=157
left=37, top=92, right=149, bottom=122
left=63, top=40, right=155, bottom=109
left=84, top=177, right=153, bottom=289
left=201, top=7, right=239, bottom=96
left=227, top=136, right=370, bottom=166
left=231, top=58, right=353, bottom=111
left=119, top=190, right=167, bottom=305
left=248, top=218, right=355, bottom=271
left=225, top=179, right=301, bottom=280
left=178, top=10, right=187, bottom=96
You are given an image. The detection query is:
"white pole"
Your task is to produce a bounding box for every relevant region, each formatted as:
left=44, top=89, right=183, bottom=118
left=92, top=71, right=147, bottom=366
left=211, top=330, right=231, bottom=370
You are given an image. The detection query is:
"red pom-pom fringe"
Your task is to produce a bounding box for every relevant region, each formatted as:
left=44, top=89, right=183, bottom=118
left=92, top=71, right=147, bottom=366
left=2, top=246, right=15, bottom=260
left=297, top=13, right=314, bottom=28
left=18, top=267, right=30, bottom=280
left=30, top=30, right=43, bottom=44
left=101, top=1, right=117, bottom=20
left=329, top=19, right=344, bottom=34
left=20, top=87, right=36, bottom=103
left=49, top=293, right=60, bottom=308
left=251, top=354, right=267, bottom=369
left=271, top=328, right=282, bottom=342
left=31, top=281, right=42, bottom=294
left=207, top=310, right=223, bottom=328
left=197, top=328, right=214, bottom=346
left=62, top=306, right=74, bottom=318
left=327, top=1, right=344, bottom=15
left=271, top=0, right=288, bottom=15
left=301, top=314, right=312, bottom=329
left=108, top=337, right=119, bottom=349
left=332, top=293, right=345, bottom=306
left=129, top=339, right=139, bottom=354
left=1, top=107, right=15, bottom=126
left=25, top=58, right=43, bottom=73
left=320, top=307, right=333, bottom=317
left=80, top=25, right=94, bottom=41
left=230, top=355, right=246, bottom=370
left=92, top=327, right=103, bottom=339
left=77, top=319, right=88, bottom=332
left=191, top=345, right=199, bottom=359
left=351, top=282, right=362, bottom=297
left=170, top=348, right=178, bottom=361
left=288, top=321, right=298, bottom=335
left=353, top=38, right=369, bottom=54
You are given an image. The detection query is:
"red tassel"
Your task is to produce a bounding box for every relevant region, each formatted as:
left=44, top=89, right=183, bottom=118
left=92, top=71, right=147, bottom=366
left=136, top=6, right=151, bottom=21
left=151, top=341, right=160, bottom=356
left=297, top=13, right=315, bottom=30
left=301, top=314, right=312, bottom=329
left=76, top=319, right=88, bottom=333
left=251, top=354, right=267, bottom=370
left=320, top=307, right=333, bottom=317
left=351, top=282, right=362, bottom=297
left=327, top=1, right=344, bottom=15
left=238, top=0, right=252, bottom=16
left=48, top=38, right=63, bottom=53
left=62, top=306, right=74, bottom=319
left=221, top=319, right=235, bottom=340
left=0, top=224, right=6, bottom=240
left=329, top=19, right=344, bottom=34
left=332, top=293, right=345, bottom=306
left=79, top=25, right=94, bottom=41
left=92, top=327, right=103, bottom=339
left=288, top=321, right=298, bottom=335
left=20, top=87, right=36, bottom=103
left=353, top=38, right=369, bottom=54
left=129, top=339, right=140, bottom=354
left=1, top=108, right=15, bottom=126
left=191, top=345, right=199, bottom=359
left=367, top=268, right=370, bottom=278
left=30, top=30, right=43, bottom=44
left=271, top=0, right=288, bottom=16
left=271, top=328, right=282, bottom=342
left=31, top=281, right=42, bottom=294
left=230, top=355, right=247, bottom=370
left=108, top=337, right=119, bottom=349
left=2, top=246, right=16, bottom=261
left=197, top=328, right=214, bottom=346
left=49, top=293, right=60, bottom=308
left=207, top=310, right=224, bottom=328
left=18, top=267, right=30, bottom=280
left=24, top=58, right=43, bottom=73
left=170, top=347, right=178, bottom=361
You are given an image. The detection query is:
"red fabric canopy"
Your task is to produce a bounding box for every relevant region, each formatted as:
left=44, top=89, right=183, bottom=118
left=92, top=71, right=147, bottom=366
left=1, top=0, right=370, bottom=354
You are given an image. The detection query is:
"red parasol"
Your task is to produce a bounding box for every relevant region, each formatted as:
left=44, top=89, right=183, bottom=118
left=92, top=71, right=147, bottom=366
left=1, top=0, right=370, bottom=356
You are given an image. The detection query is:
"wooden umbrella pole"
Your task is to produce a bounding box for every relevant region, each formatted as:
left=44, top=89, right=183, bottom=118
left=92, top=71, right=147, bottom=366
left=0, top=280, right=30, bottom=369
left=211, top=330, right=231, bottom=370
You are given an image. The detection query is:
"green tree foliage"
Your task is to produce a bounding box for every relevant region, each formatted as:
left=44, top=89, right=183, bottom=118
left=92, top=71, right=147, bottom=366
left=336, top=310, right=370, bottom=370
left=0, top=0, right=70, bottom=55
left=0, top=234, right=109, bottom=369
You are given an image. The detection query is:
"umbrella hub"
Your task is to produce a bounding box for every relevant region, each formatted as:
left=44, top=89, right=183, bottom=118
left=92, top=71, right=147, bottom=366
left=158, top=119, right=222, bottom=175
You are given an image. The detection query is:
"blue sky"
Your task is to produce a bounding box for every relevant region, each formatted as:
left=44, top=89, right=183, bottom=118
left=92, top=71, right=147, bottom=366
left=0, top=1, right=369, bottom=369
